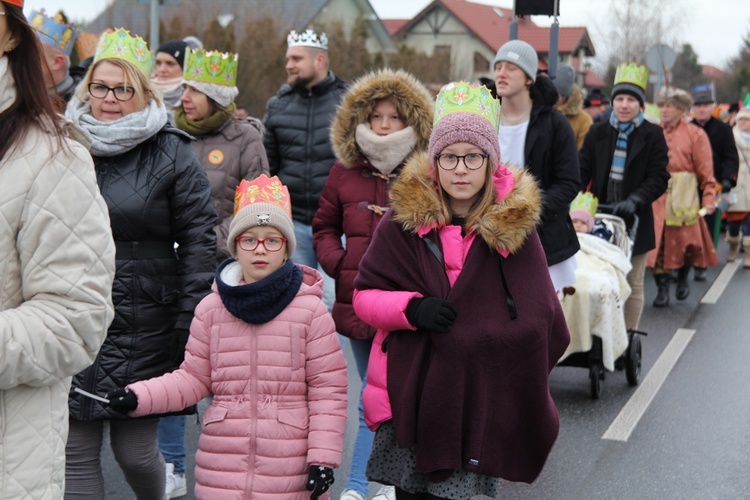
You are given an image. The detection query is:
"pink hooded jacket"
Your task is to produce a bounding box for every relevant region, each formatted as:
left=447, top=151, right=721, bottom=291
left=128, top=263, right=348, bottom=499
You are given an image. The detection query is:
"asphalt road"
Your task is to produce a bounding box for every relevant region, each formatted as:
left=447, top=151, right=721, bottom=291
left=101, top=239, right=750, bottom=499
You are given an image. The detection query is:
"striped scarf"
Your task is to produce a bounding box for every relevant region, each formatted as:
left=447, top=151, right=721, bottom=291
left=607, top=111, right=643, bottom=203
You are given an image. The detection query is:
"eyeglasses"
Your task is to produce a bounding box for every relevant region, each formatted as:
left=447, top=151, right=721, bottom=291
left=235, top=236, right=287, bottom=252
left=88, top=82, right=136, bottom=102
left=435, top=153, right=489, bottom=171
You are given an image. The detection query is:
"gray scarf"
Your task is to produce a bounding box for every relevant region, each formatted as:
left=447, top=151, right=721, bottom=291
left=65, top=96, right=168, bottom=157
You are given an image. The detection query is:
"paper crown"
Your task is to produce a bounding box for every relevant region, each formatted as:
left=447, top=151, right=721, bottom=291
left=433, top=81, right=501, bottom=132
left=287, top=29, right=328, bottom=50
left=184, top=47, right=238, bottom=86
left=233, top=175, right=292, bottom=217
left=27, top=9, right=80, bottom=57
left=570, top=191, right=598, bottom=217
left=94, top=28, right=153, bottom=77
left=614, top=63, right=649, bottom=91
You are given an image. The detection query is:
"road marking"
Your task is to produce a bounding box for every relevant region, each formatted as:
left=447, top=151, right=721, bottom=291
left=701, top=260, right=741, bottom=304
left=602, top=328, right=696, bottom=442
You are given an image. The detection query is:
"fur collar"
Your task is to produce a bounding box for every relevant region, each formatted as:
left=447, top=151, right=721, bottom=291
left=389, top=151, right=542, bottom=254
left=331, top=69, right=433, bottom=167
left=556, top=84, right=584, bottom=117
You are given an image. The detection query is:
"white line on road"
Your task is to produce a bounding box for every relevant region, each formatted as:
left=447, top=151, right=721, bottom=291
left=602, top=328, right=696, bottom=442
left=701, top=259, right=741, bottom=304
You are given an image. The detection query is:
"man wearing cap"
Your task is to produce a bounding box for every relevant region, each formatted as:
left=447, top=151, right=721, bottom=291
left=584, top=88, right=611, bottom=124
left=690, top=87, right=739, bottom=280
left=553, top=63, right=593, bottom=149
left=579, top=63, right=669, bottom=328
left=263, top=29, right=347, bottom=287
left=493, top=39, right=581, bottom=291
left=647, top=86, right=719, bottom=306
left=27, top=10, right=81, bottom=106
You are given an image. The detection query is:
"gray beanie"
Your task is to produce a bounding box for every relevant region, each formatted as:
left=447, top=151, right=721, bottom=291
left=493, top=40, right=538, bottom=82
left=553, top=64, right=575, bottom=97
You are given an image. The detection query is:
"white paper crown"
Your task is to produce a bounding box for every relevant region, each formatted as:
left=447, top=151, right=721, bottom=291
left=287, top=29, right=328, bottom=50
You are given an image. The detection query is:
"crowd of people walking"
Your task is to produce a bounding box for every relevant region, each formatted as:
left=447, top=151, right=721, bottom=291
left=2, top=1, right=749, bottom=499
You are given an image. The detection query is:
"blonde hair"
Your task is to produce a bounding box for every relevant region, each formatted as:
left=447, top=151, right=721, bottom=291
left=436, top=155, right=498, bottom=228
left=75, top=57, right=163, bottom=108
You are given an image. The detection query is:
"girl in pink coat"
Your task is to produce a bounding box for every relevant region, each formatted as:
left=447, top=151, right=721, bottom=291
left=107, top=175, right=348, bottom=500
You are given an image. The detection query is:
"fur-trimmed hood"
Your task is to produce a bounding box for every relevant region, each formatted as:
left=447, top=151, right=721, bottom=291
left=389, top=151, right=542, bottom=254
left=556, top=84, right=584, bottom=117
left=330, top=69, right=433, bottom=168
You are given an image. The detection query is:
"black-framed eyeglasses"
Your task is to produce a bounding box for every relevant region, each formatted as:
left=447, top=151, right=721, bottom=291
left=435, top=153, right=489, bottom=171
left=235, top=236, right=287, bottom=252
left=87, top=82, right=136, bottom=102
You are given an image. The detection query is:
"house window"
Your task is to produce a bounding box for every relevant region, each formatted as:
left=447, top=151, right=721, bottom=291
left=474, top=52, right=489, bottom=73
left=435, top=45, right=451, bottom=59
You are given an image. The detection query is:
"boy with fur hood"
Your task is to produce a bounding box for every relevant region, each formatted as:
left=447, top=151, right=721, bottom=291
left=353, top=82, right=569, bottom=499
left=312, top=68, right=433, bottom=500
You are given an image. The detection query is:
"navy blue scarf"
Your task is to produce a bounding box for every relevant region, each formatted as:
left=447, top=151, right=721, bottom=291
left=215, top=259, right=303, bottom=324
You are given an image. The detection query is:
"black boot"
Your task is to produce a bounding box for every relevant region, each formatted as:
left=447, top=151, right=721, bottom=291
left=653, top=274, right=670, bottom=307
left=676, top=266, right=690, bottom=300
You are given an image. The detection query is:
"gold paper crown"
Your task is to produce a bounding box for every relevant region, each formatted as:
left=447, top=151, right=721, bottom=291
left=94, top=28, right=153, bottom=77
left=184, top=47, right=238, bottom=86
left=614, top=63, right=649, bottom=91
left=570, top=191, right=598, bottom=217
left=27, top=10, right=80, bottom=57
left=287, top=29, right=328, bottom=50
left=433, top=81, right=501, bottom=132
left=233, top=175, right=292, bottom=217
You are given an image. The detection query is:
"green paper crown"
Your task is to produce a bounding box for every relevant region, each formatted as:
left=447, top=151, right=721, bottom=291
left=434, top=81, right=501, bottom=132
left=94, top=28, right=153, bottom=77
left=614, top=63, right=649, bottom=91
left=570, top=191, right=598, bottom=217
left=184, top=47, right=238, bottom=87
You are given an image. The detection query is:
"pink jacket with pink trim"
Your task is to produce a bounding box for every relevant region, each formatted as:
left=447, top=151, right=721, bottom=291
left=128, top=263, right=347, bottom=499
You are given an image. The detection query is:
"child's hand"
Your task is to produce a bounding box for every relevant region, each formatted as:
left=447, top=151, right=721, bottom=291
left=305, top=465, right=334, bottom=499
left=105, top=388, right=138, bottom=413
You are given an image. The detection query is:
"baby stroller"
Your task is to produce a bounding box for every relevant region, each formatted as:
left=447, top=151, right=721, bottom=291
left=557, top=207, right=644, bottom=399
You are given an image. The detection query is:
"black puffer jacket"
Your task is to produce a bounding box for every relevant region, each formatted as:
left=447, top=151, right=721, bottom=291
left=263, top=72, right=348, bottom=224
left=524, top=77, right=581, bottom=266
left=69, top=126, right=217, bottom=421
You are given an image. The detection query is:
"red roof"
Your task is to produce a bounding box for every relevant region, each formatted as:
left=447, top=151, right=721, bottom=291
left=382, top=18, right=409, bottom=36
left=394, top=0, right=594, bottom=56
left=702, top=65, right=727, bottom=80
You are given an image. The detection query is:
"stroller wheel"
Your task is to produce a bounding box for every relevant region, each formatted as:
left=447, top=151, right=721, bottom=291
left=589, top=362, right=603, bottom=399
left=626, top=334, right=642, bottom=386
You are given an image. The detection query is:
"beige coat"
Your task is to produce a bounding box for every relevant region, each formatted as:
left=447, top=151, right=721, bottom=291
left=0, top=121, right=115, bottom=498
left=728, top=126, right=750, bottom=212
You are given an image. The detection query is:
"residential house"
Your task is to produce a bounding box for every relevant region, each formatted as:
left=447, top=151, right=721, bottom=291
left=85, top=0, right=396, bottom=56
left=384, top=0, right=604, bottom=89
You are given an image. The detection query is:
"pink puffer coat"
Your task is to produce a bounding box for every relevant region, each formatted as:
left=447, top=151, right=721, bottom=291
left=128, top=264, right=348, bottom=499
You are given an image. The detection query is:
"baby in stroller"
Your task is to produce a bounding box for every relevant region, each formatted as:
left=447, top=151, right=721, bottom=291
left=559, top=192, right=632, bottom=373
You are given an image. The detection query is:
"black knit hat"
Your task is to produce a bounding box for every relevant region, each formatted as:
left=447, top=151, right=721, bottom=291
left=156, top=39, right=188, bottom=69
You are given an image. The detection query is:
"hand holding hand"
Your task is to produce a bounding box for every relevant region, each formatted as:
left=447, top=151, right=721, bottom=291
left=305, top=465, right=334, bottom=499
left=405, top=297, right=457, bottom=333
left=105, top=388, right=138, bottom=413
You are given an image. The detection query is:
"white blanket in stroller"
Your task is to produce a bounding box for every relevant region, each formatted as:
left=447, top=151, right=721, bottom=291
left=559, top=233, right=632, bottom=371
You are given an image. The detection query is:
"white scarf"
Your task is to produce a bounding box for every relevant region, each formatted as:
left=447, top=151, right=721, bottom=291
left=66, top=96, right=169, bottom=157
left=0, top=56, right=17, bottom=115
left=354, top=123, right=417, bottom=176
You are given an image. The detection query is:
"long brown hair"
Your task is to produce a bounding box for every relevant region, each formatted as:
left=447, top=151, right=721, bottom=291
left=0, top=3, right=65, bottom=161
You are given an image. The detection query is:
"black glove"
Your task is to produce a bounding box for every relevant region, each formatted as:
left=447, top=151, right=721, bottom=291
left=405, top=297, right=457, bottom=333
left=305, top=465, right=334, bottom=499
left=721, top=179, right=734, bottom=193
left=169, top=329, right=190, bottom=368
left=106, top=388, right=138, bottom=413
left=612, top=195, right=643, bottom=219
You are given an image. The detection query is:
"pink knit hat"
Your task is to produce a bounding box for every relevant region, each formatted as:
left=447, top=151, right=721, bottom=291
left=429, top=82, right=501, bottom=171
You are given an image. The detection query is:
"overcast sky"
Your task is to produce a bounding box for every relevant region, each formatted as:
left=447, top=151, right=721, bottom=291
left=23, top=0, right=750, bottom=69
